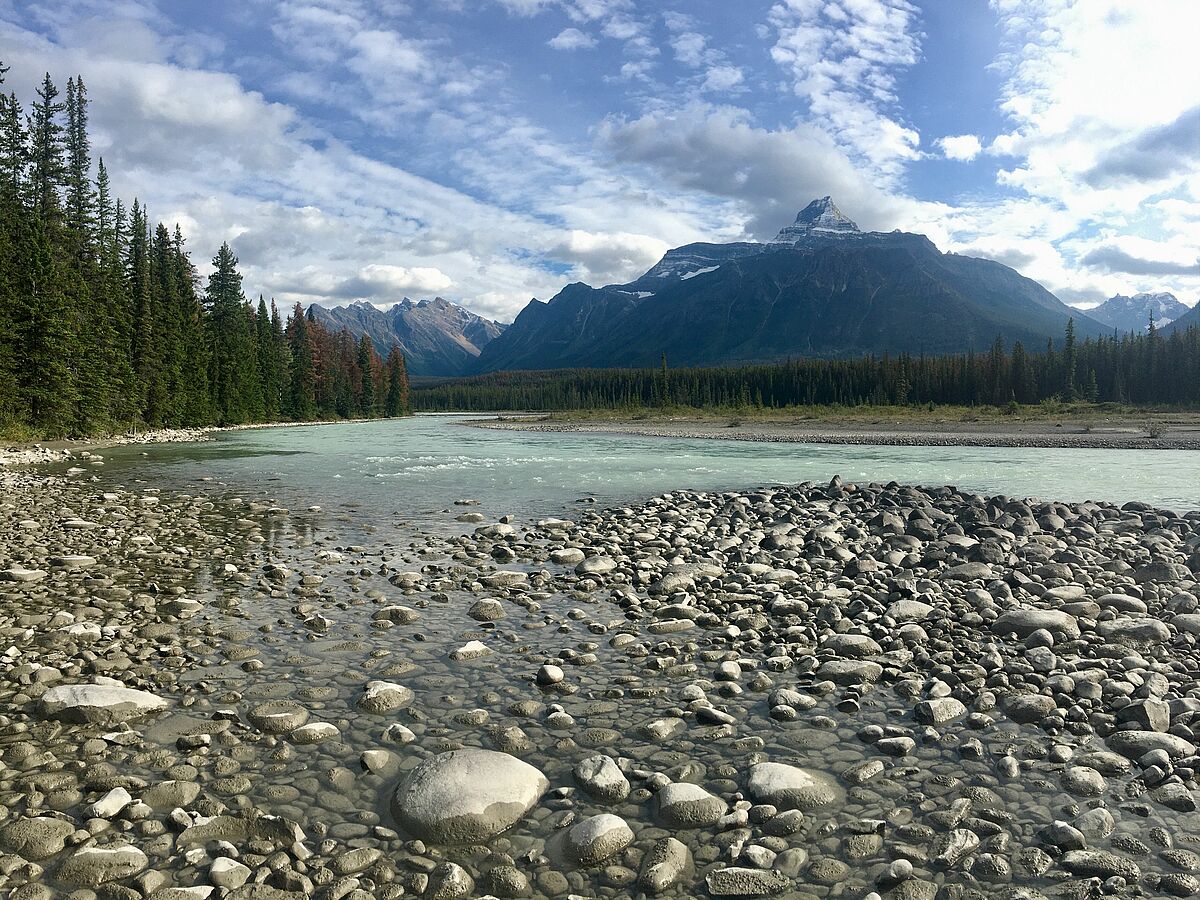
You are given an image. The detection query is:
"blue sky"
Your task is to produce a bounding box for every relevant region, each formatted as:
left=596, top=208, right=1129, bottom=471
left=3, top=0, right=1198, bottom=320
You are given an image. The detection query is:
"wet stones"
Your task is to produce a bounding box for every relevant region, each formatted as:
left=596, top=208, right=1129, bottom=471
left=391, top=749, right=548, bottom=843
left=356, top=680, right=415, bottom=714
left=654, top=782, right=727, bottom=829
left=247, top=700, right=309, bottom=734
left=705, top=866, right=792, bottom=896
left=993, top=608, right=1080, bottom=641
left=448, top=639, right=492, bottom=661
left=0, top=816, right=75, bottom=860
left=746, top=762, right=845, bottom=811
left=468, top=598, right=506, bottom=621
left=915, top=697, right=967, bottom=724
left=1106, top=729, right=1196, bottom=760
left=57, top=844, right=149, bottom=887
left=559, top=813, right=633, bottom=867
left=639, top=836, right=691, bottom=894
left=39, top=681, right=169, bottom=725
left=573, top=754, right=630, bottom=803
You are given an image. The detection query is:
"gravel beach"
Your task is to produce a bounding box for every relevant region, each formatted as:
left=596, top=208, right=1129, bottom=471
left=2, top=449, right=1200, bottom=899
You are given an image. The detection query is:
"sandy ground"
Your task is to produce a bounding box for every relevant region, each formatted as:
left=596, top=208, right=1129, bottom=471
left=469, top=414, right=1200, bottom=450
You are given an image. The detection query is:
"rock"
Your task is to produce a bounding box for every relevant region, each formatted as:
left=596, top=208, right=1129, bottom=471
left=993, top=608, right=1080, bottom=640
left=1106, top=729, right=1196, bottom=760
left=39, top=682, right=168, bottom=725
left=1097, top=617, right=1171, bottom=647
left=1060, top=849, right=1140, bottom=880
left=246, top=700, right=309, bottom=734
left=536, top=663, right=564, bottom=686
left=391, top=749, right=548, bottom=842
left=1, top=816, right=75, bottom=859
left=705, top=867, right=792, bottom=896
left=1062, top=766, right=1107, bottom=797
left=88, top=787, right=133, bottom=818
left=210, top=858, right=252, bottom=890
left=449, top=639, right=492, bottom=661
left=573, top=754, right=630, bottom=803
left=915, top=697, right=966, bottom=724
left=576, top=556, right=617, bottom=576
left=0, top=566, right=48, bottom=583
left=469, top=598, right=506, bottom=621
left=746, top=762, right=844, bottom=811
left=655, top=782, right=727, bottom=828
left=428, top=861, right=474, bottom=900
left=639, top=837, right=691, bottom=894
left=58, top=844, right=149, bottom=886
left=356, top=680, right=414, bottom=714
left=1004, top=693, right=1057, bottom=724
left=290, top=721, right=338, bottom=744
left=560, top=813, right=633, bottom=867
left=942, top=562, right=993, bottom=582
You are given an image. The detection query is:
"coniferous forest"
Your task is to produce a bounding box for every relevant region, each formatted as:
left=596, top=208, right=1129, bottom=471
left=0, top=65, right=411, bottom=438
left=413, top=319, right=1200, bottom=413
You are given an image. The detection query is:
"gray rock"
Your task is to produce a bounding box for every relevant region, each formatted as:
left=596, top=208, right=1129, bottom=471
left=57, top=844, right=149, bottom=886
left=655, top=782, right=727, bottom=828
left=391, top=749, right=548, bottom=843
left=639, top=837, right=691, bottom=894
left=246, top=700, right=309, bottom=734
left=1059, top=849, right=1140, bottom=880
left=1106, top=729, right=1196, bottom=760
left=705, top=866, right=791, bottom=896
left=746, top=762, right=844, bottom=811
left=561, top=813, right=633, bottom=867
left=356, top=680, right=414, bottom=714
left=573, top=755, right=630, bottom=804
left=993, top=608, right=1080, bottom=640
left=1, top=816, right=75, bottom=860
left=39, top=682, right=168, bottom=725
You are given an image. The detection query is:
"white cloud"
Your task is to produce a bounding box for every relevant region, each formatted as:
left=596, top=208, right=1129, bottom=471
left=701, top=65, right=744, bottom=93
left=766, top=0, right=923, bottom=184
left=548, top=27, right=596, bottom=50
left=937, top=134, right=982, bottom=162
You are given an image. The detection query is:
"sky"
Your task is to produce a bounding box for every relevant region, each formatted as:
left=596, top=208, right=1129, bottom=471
left=2, top=0, right=1198, bottom=322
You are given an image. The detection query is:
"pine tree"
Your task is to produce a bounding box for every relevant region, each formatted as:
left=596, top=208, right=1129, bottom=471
left=357, top=335, right=376, bottom=416
left=385, top=346, right=410, bottom=416
left=126, top=200, right=154, bottom=418
left=205, top=242, right=258, bottom=424
left=29, top=73, right=66, bottom=226
left=256, top=295, right=282, bottom=419
left=287, top=303, right=317, bottom=421
left=64, top=76, right=92, bottom=242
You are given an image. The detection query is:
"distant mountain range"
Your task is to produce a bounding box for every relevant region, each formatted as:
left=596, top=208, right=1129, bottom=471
left=308, top=298, right=506, bottom=376
left=473, top=197, right=1111, bottom=373
left=1165, top=301, right=1200, bottom=335
left=1086, top=292, right=1191, bottom=333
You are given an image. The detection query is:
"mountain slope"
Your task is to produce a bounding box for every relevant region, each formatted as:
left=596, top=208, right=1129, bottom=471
left=475, top=197, right=1109, bottom=372
left=1085, top=292, right=1190, bottom=332
left=1164, top=301, right=1200, bottom=334
left=309, top=298, right=506, bottom=376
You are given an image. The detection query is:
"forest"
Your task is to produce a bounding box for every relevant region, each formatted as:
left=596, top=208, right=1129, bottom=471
left=413, top=319, right=1200, bottom=412
left=0, top=64, right=410, bottom=439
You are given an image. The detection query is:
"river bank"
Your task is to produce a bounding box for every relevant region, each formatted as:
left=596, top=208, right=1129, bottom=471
left=2, top=438, right=1200, bottom=899
left=470, top=414, right=1200, bottom=451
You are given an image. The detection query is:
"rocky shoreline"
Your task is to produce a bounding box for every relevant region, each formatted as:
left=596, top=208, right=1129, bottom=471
left=2, top=455, right=1200, bottom=899
left=469, top=418, right=1200, bottom=451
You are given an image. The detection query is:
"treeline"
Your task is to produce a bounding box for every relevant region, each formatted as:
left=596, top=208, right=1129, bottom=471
left=414, top=320, right=1200, bottom=411
left=0, top=64, right=410, bottom=437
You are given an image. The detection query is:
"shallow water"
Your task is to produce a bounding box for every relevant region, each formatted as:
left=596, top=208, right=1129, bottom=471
left=96, top=414, right=1200, bottom=523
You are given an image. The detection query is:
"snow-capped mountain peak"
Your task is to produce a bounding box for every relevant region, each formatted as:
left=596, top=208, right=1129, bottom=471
left=772, top=196, right=860, bottom=243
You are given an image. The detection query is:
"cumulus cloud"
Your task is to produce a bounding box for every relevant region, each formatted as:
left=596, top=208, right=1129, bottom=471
left=937, top=134, right=982, bottom=162
left=549, top=230, right=670, bottom=284
left=548, top=27, right=596, bottom=49
left=766, top=0, right=923, bottom=183
left=280, top=264, right=455, bottom=300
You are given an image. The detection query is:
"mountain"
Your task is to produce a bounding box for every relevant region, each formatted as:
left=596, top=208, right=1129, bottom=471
left=309, top=297, right=507, bottom=376
left=474, top=197, right=1110, bottom=373
left=1084, top=292, right=1190, bottom=333
left=1164, top=301, right=1200, bottom=334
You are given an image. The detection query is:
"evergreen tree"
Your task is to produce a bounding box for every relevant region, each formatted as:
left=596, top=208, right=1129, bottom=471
left=205, top=242, right=258, bottom=424
left=287, top=303, right=317, bottom=421
left=357, top=335, right=376, bottom=416
left=29, top=73, right=66, bottom=226
left=385, top=346, right=410, bottom=416
left=256, top=295, right=282, bottom=420
left=64, top=76, right=92, bottom=241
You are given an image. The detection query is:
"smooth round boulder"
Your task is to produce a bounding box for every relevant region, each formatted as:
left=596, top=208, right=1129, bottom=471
left=392, top=749, right=548, bottom=843
left=468, top=598, right=506, bottom=622
left=573, top=755, right=630, bottom=804
left=746, top=762, right=844, bottom=811
left=357, top=681, right=414, bottom=714
left=1, top=816, right=75, bottom=860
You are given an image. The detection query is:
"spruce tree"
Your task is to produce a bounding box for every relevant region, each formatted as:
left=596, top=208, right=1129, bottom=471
left=357, top=335, right=376, bottom=416
left=385, top=346, right=410, bottom=416
left=64, top=76, right=92, bottom=242
left=205, top=242, right=257, bottom=424
left=287, top=303, right=317, bottom=421
left=29, top=74, right=66, bottom=226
